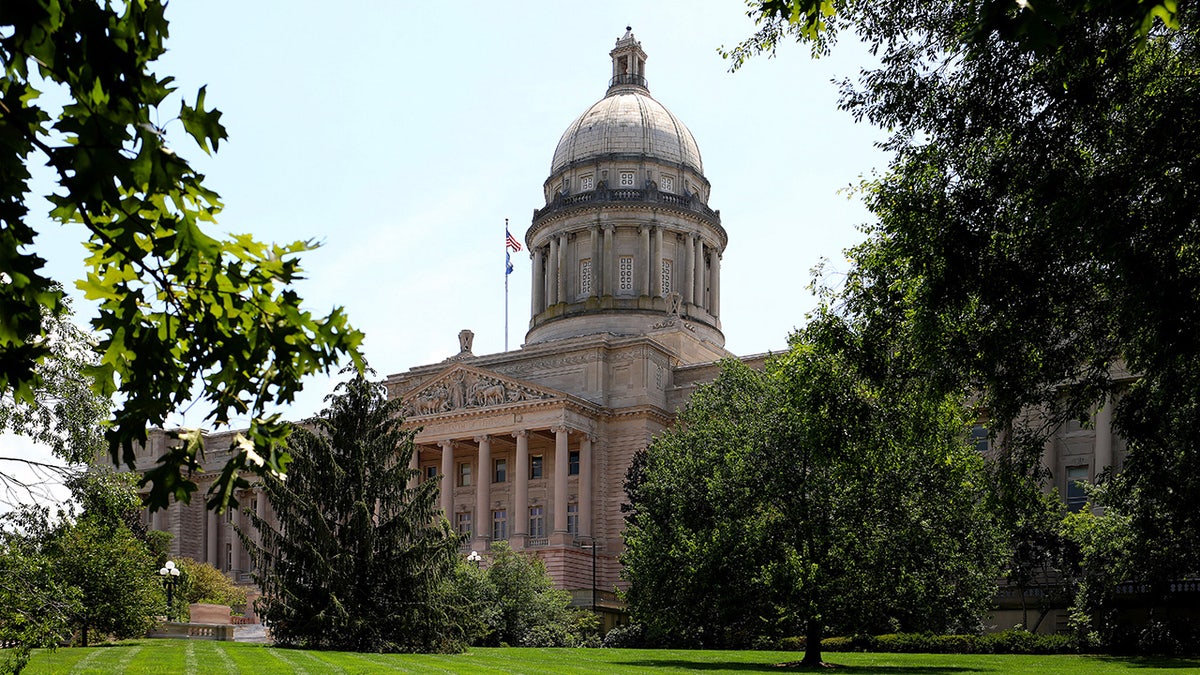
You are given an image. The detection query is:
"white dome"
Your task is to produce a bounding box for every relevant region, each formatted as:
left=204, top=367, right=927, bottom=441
left=550, top=90, right=704, bottom=177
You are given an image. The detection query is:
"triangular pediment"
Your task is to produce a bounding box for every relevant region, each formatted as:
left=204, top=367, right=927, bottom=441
left=398, top=364, right=565, bottom=417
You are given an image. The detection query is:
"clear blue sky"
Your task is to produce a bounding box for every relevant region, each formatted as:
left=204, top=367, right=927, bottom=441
left=22, top=1, right=888, bottom=436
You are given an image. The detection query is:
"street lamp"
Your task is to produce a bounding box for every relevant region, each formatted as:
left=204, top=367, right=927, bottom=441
left=467, top=550, right=483, bottom=567
left=159, top=560, right=181, bottom=622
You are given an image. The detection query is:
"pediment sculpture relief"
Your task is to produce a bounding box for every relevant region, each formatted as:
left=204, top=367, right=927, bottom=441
left=404, top=369, right=553, bottom=417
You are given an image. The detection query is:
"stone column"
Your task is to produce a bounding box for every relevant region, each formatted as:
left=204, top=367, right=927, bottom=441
left=206, top=507, right=219, bottom=567
left=709, top=248, right=721, bottom=317
left=556, top=234, right=568, bottom=304
left=439, top=440, right=454, bottom=517
left=254, top=489, right=266, bottom=565
left=1041, top=431, right=1058, bottom=486
left=474, top=435, right=490, bottom=545
left=547, top=238, right=559, bottom=306
left=684, top=235, right=695, bottom=305
left=532, top=247, right=545, bottom=315
left=589, top=226, right=600, bottom=298
left=553, top=426, right=569, bottom=536
left=513, top=430, right=529, bottom=539
left=1094, top=396, right=1113, bottom=472
left=602, top=225, right=615, bottom=296
left=694, top=239, right=705, bottom=310
left=407, top=445, right=420, bottom=491
left=579, top=434, right=593, bottom=538
left=229, top=506, right=243, bottom=577
left=639, top=225, right=651, bottom=296
left=654, top=226, right=664, bottom=297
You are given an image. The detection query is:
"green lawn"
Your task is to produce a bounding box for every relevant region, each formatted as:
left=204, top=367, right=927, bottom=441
left=15, top=641, right=1200, bottom=674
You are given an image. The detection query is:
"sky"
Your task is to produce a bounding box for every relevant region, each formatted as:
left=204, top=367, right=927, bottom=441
left=3, top=1, right=891, bottom=499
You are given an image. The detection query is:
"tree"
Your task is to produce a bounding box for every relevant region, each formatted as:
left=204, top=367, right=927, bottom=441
left=245, top=367, right=464, bottom=653
left=622, top=313, right=1002, bottom=666
left=475, top=541, right=597, bottom=648
left=726, top=0, right=1200, bottom=644
left=1, top=0, right=363, bottom=512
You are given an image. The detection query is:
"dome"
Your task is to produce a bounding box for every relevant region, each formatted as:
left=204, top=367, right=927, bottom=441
left=550, top=91, right=704, bottom=176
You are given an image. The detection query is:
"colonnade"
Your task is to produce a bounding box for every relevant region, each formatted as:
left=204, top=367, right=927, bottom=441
left=531, top=225, right=720, bottom=317
left=414, top=426, right=593, bottom=549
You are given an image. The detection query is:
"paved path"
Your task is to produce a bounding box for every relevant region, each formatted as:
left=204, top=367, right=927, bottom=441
left=233, top=624, right=271, bottom=643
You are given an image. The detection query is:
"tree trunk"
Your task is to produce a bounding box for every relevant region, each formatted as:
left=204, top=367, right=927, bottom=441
left=801, top=618, right=823, bottom=667
left=81, top=620, right=88, bottom=648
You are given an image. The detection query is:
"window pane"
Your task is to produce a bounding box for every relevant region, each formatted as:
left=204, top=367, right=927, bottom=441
left=568, top=450, right=580, bottom=476
left=494, top=458, right=507, bottom=483
left=530, top=455, right=544, bottom=479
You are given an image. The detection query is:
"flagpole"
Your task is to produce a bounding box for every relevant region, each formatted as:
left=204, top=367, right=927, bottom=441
left=504, top=218, right=510, bottom=352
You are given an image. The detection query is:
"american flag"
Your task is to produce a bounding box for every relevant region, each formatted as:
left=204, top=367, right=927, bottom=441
left=506, top=229, right=522, bottom=252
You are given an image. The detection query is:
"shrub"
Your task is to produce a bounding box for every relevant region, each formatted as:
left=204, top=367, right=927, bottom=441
left=602, top=623, right=644, bottom=648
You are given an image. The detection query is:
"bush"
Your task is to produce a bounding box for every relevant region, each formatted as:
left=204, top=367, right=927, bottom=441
left=602, top=623, right=644, bottom=648
left=810, top=630, right=1077, bottom=654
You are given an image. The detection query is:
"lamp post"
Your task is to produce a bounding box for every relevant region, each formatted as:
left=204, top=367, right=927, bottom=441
left=159, top=560, right=181, bottom=622
left=467, top=550, right=483, bottom=567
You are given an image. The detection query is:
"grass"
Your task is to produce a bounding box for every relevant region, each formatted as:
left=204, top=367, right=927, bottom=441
left=14, top=641, right=1200, bottom=674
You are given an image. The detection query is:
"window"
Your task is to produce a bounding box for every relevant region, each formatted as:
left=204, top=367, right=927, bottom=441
left=529, top=506, right=545, bottom=538
left=567, top=503, right=579, bottom=535
left=661, top=259, right=672, bottom=297
left=619, top=256, right=633, bottom=292
left=581, top=175, right=594, bottom=191
left=456, top=512, right=472, bottom=537
left=425, top=466, right=437, bottom=481
left=620, top=171, right=635, bottom=187
left=580, top=259, right=592, bottom=298
left=970, top=425, right=990, bottom=454
left=458, top=462, right=472, bottom=487
left=661, top=175, right=674, bottom=193
left=530, top=455, right=544, bottom=479
left=568, top=450, right=580, bottom=476
left=492, top=510, right=508, bottom=540
left=225, top=542, right=232, bottom=571
left=561, top=176, right=569, bottom=193
left=1066, top=465, right=1089, bottom=512
left=494, top=458, right=508, bottom=483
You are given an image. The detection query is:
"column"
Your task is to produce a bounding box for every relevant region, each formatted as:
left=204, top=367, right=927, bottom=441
left=694, top=239, right=706, bottom=309
left=589, top=226, right=600, bottom=298
left=684, top=235, right=695, bottom=305
left=639, top=225, right=651, bottom=296
left=653, top=226, right=664, bottom=297
left=206, top=507, right=219, bottom=567
left=602, top=225, right=615, bottom=296
left=709, top=248, right=721, bottom=316
left=440, top=440, right=454, bottom=517
left=230, top=505, right=243, bottom=576
left=553, top=426, right=569, bottom=535
left=474, top=435, right=491, bottom=545
left=579, top=434, right=593, bottom=538
left=1041, top=430, right=1057, bottom=486
left=532, top=247, right=545, bottom=314
left=407, top=445, right=420, bottom=491
left=556, top=233, right=568, bottom=303
left=254, top=489, right=266, bottom=560
left=547, top=238, right=559, bottom=305
left=513, top=430, right=529, bottom=538
left=1094, top=396, right=1113, bottom=472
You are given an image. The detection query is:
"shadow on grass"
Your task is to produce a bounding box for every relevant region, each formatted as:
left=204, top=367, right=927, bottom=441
left=615, top=660, right=984, bottom=673
left=1091, top=656, right=1200, bottom=670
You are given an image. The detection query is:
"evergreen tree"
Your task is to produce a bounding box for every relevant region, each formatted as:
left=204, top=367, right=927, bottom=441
left=245, top=367, right=463, bottom=652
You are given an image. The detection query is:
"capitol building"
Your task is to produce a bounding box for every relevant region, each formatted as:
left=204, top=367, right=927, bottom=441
left=131, top=29, right=763, bottom=619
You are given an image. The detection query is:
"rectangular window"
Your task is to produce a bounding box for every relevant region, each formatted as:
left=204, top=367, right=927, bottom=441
left=529, top=506, right=545, bottom=538
left=458, top=462, right=472, bottom=487
left=225, top=542, right=232, bottom=571
left=494, top=458, right=508, bottom=483
left=425, top=466, right=437, bottom=481
left=561, top=176, right=569, bottom=193
left=580, top=258, right=592, bottom=298
left=619, top=256, right=634, bottom=292
left=530, top=455, right=544, bottom=479
left=970, top=424, right=990, bottom=454
left=581, top=175, right=594, bottom=191
left=456, top=512, right=472, bottom=537
left=568, top=450, right=580, bottom=476
left=661, top=259, right=672, bottom=296
left=620, top=171, right=635, bottom=187
left=661, top=175, right=674, bottom=193
left=1066, top=465, right=1089, bottom=512
left=492, top=510, right=508, bottom=541
left=567, top=503, right=579, bottom=535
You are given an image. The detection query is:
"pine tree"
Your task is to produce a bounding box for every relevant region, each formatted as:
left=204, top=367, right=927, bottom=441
left=244, top=367, right=463, bottom=652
